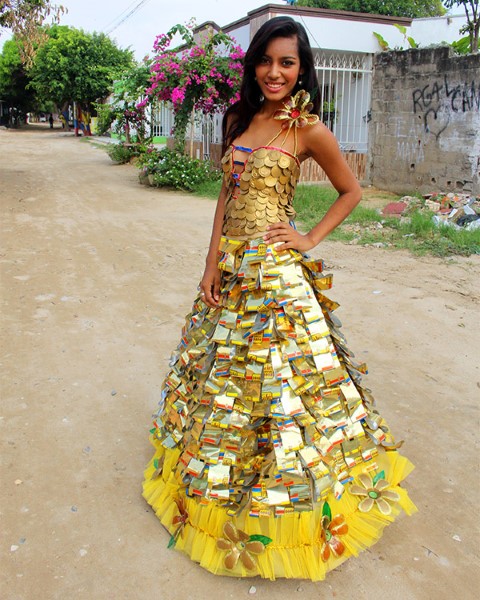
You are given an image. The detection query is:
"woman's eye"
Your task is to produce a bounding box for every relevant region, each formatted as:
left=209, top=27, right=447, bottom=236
left=259, top=57, right=270, bottom=64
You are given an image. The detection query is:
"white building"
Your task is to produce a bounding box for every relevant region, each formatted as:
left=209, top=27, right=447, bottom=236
left=156, top=3, right=468, bottom=180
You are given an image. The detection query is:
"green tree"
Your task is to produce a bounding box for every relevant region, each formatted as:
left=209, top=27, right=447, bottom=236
left=444, top=1, right=479, bottom=53
left=0, top=37, right=37, bottom=123
left=95, top=60, right=152, bottom=143
left=296, top=0, right=444, bottom=18
left=29, top=25, right=134, bottom=110
left=0, top=1, right=65, bottom=67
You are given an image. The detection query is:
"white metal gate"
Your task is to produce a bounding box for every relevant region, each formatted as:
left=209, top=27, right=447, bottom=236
left=151, top=101, right=174, bottom=138
left=191, top=112, right=222, bottom=159
left=314, top=51, right=373, bottom=153
left=151, top=51, right=373, bottom=155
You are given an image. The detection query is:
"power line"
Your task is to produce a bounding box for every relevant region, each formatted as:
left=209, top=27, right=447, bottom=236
left=280, top=2, right=323, bottom=49
left=105, top=0, right=151, bottom=35
left=101, top=0, right=144, bottom=32
left=104, top=0, right=153, bottom=36
left=299, top=14, right=324, bottom=51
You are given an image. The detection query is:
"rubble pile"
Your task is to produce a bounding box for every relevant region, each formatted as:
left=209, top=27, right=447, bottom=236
left=381, top=193, right=480, bottom=230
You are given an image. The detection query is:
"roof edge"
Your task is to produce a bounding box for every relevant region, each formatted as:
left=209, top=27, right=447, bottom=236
left=243, top=3, right=412, bottom=27
left=193, top=21, right=221, bottom=33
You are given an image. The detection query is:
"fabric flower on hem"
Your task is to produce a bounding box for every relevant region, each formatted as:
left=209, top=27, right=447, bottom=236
left=350, top=472, right=400, bottom=515
left=168, top=496, right=189, bottom=548
left=273, top=90, right=320, bottom=130
left=150, top=455, right=165, bottom=480
left=216, top=522, right=271, bottom=571
left=320, top=514, right=348, bottom=562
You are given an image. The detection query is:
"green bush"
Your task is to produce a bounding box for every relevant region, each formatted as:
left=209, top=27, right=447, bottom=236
left=136, top=146, right=164, bottom=174
left=94, top=102, right=115, bottom=136
left=107, top=143, right=137, bottom=164
left=146, top=148, right=220, bottom=192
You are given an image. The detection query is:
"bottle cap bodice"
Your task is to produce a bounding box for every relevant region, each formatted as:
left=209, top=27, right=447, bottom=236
left=221, top=145, right=301, bottom=239
left=220, top=90, right=320, bottom=240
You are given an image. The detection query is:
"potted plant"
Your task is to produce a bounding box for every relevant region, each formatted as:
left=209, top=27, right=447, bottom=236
left=322, top=99, right=337, bottom=129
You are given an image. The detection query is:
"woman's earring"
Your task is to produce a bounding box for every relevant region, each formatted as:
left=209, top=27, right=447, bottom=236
left=259, top=94, right=264, bottom=102
left=298, top=78, right=303, bottom=86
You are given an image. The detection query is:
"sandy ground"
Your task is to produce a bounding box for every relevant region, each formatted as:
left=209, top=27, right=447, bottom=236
left=1, top=125, right=479, bottom=600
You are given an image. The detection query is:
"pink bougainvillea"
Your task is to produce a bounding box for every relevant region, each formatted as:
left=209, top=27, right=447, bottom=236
left=139, top=23, right=244, bottom=149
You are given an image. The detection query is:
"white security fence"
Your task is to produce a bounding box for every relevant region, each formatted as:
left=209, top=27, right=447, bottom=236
left=151, top=101, right=175, bottom=138
left=151, top=50, right=373, bottom=159
left=314, top=51, right=373, bottom=153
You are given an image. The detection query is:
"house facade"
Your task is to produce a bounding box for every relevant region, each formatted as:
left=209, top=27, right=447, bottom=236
left=156, top=3, right=468, bottom=184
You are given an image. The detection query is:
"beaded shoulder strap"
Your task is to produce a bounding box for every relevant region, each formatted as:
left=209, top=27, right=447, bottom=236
left=266, top=90, right=320, bottom=155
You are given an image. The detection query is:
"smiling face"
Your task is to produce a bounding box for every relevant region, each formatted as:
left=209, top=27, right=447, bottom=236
left=254, top=36, right=303, bottom=105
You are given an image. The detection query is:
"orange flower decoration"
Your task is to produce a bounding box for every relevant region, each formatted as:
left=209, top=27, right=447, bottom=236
left=273, top=90, right=320, bottom=130
left=216, top=522, right=270, bottom=571
left=172, top=496, right=188, bottom=530
left=320, top=514, right=348, bottom=562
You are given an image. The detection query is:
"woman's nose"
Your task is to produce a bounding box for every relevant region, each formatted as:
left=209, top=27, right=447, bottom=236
left=268, top=61, right=280, bottom=78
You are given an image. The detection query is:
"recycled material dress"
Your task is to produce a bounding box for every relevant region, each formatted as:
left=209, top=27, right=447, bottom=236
left=143, top=91, right=416, bottom=581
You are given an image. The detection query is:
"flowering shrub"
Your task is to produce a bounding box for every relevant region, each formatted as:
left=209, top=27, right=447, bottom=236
left=139, top=148, right=220, bottom=191
left=107, top=143, right=139, bottom=164
left=138, top=23, right=244, bottom=150
left=137, top=145, right=164, bottom=174
left=96, top=62, right=152, bottom=143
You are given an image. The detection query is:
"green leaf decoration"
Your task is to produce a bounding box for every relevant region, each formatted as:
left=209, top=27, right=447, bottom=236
left=167, top=534, right=177, bottom=549
left=407, top=37, right=418, bottom=49
left=373, top=470, right=385, bottom=485
left=322, top=501, right=332, bottom=521
left=394, top=24, right=407, bottom=35
left=149, top=428, right=155, bottom=434
left=248, top=534, right=272, bottom=546
left=153, top=458, right=159, bottom=469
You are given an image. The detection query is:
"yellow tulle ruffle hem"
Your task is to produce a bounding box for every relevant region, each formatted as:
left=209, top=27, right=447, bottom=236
left=143, top=442, right=416, bottom=581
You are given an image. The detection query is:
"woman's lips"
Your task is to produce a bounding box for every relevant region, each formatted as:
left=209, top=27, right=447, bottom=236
left=264, top=82, right=284, bottom=92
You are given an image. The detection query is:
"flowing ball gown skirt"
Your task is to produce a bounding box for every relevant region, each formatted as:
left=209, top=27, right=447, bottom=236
left=143, top=236, right=416, bottom=580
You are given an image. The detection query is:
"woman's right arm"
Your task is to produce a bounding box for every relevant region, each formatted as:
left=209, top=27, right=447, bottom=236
left=199, top=181, right=228, bottom=308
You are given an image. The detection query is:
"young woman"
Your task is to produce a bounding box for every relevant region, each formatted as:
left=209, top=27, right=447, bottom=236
left=143, top=16, right=416, bottom=581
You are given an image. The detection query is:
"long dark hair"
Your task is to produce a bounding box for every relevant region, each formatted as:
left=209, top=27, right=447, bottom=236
left=222, top=16, right=320, bottom=150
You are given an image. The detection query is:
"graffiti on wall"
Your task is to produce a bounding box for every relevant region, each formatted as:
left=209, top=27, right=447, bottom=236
left=412, top=74, right=480, bottom=139
left=395, top=119, right=426, bottom=164
left=395, top=73, right=479, bottom=163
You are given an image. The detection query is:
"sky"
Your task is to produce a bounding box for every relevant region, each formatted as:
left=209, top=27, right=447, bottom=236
left=0, top=0, right=275, bottom=58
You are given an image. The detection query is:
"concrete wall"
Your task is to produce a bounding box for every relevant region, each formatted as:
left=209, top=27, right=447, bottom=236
left=368, top=47, right=480, bottom=194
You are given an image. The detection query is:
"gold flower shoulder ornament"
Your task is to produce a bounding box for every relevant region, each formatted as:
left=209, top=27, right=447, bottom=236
left=273, top=90, right=320, bottom=130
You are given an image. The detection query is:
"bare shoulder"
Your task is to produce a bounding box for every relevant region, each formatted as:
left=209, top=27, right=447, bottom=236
left=298, top=120, right=360, bottom=194
left=299, top=120, right=340, bottom=159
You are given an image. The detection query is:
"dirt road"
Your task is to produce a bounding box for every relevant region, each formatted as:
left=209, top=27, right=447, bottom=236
left=1, top=126, right=479, bottom=600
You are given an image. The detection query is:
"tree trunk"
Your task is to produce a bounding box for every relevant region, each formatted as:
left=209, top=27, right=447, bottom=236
left=189, top=107, right=195, bottom=158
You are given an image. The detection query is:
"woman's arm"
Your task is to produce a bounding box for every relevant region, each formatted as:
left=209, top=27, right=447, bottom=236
left=199, top=181, right=228, bottom=308
left=263, top=123, right=362, bottom=252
